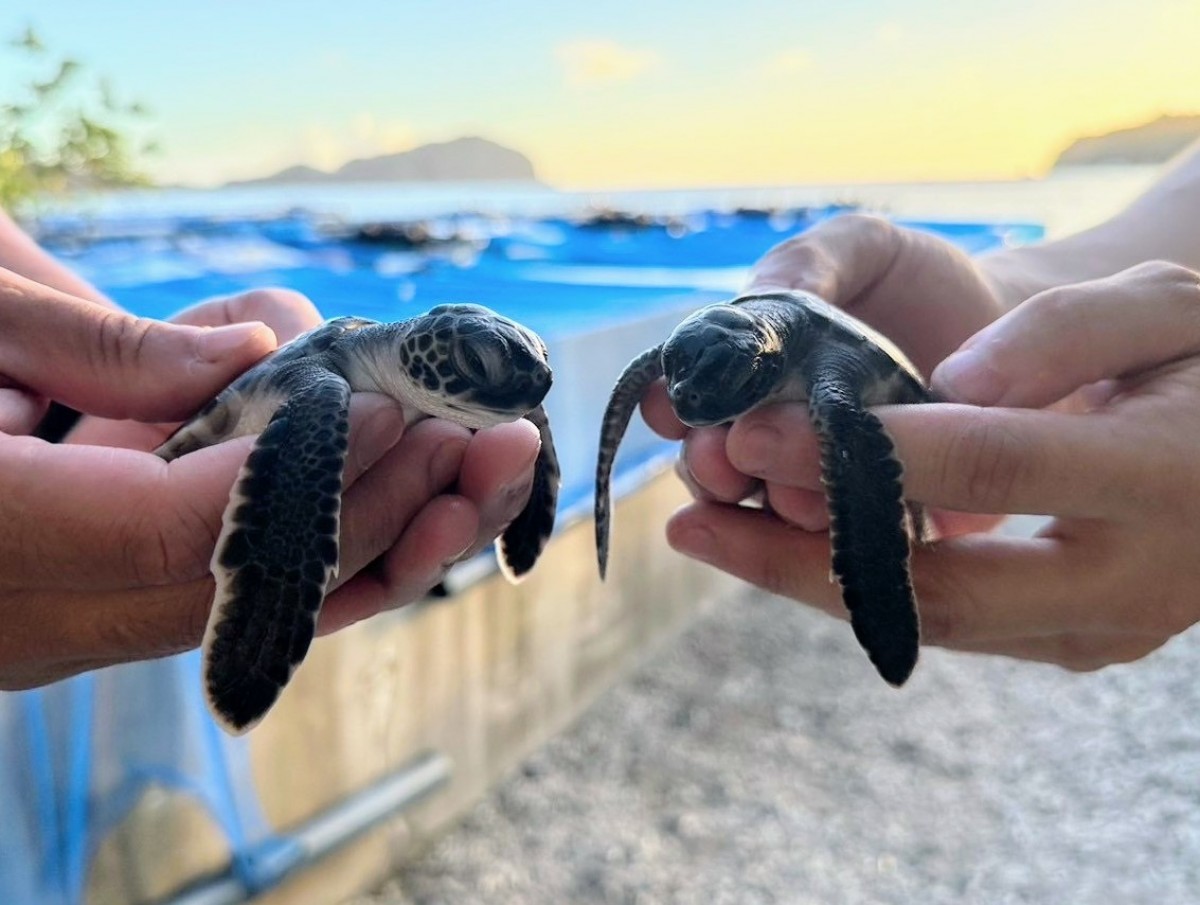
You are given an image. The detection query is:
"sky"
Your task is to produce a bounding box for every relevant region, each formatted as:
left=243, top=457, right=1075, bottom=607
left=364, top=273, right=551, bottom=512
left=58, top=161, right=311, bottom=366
left=2, top=0, right=1198, bottom=189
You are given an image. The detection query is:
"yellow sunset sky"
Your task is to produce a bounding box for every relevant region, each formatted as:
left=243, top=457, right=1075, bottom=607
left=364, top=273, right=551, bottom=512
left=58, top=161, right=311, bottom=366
left=3, top=0, right=1198, bottom=187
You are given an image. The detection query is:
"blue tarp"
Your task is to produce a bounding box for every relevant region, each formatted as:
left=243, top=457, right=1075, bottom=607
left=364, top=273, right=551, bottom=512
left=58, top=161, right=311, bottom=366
left=0, top=208, right=1043, bottom=903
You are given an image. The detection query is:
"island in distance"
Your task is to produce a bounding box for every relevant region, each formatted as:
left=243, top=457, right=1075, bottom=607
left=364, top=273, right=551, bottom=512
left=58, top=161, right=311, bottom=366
left=225, top=136, right=540, bottom=187
left=1054, top=114, right=1200, bottom=167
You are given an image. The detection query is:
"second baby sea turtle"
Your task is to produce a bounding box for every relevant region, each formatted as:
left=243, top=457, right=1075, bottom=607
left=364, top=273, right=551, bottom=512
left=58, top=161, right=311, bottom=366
left=595, top=290, right=933, bottom=686
left=158, top=303, right=560, bottom=733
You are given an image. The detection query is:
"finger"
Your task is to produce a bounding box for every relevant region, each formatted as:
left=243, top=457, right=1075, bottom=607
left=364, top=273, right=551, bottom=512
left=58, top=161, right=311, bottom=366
left=63, top=291, right=324, bottom=450
left=0, top=575, right=212, bottom=689
left=0, top=384, right=46, bottom=435
left=725, top=404, right=823, bottom=488
left=318, top=495, right=479, bottom=636
left=745, top=215, right=999, bottom=373
left=746, top=213, right=902, bottom=300
left=666, top=503, right=1110, bottom=644
left=933, top=261, right=1200, bottom=407
left=0, top=394, right=406, bottom=590
left=0, top=268, right=276, bottom=421
left=948, top=632, right=1172, bottom=671
left=333, top=417, right=471, bottom=583
left=640, top=379, right=687, bottom=440
left=763, top=483, right=830, bottom=531
left=171, top=287, right=323, bottom=344
left=723, top=403, right=995, bottom=532
left=455, top=419, right=544, bottom=560
left=2, top=491, right=477, bottom=689
left=880, top=403, right=1150, bottom=519
left=681, top=425, right=757, bottom=503
left=727, top=400, right=1139, bottom=519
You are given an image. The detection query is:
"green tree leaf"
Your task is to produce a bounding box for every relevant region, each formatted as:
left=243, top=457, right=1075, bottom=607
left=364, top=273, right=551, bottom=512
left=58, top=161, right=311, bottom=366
left=1, top=27, right=154, bottom=214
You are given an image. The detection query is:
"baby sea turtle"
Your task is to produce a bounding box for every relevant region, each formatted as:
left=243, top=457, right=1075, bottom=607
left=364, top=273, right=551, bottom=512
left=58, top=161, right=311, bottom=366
left=157, top=303, right=560, bottom=734
left=595, top=290, right=932, bottom=686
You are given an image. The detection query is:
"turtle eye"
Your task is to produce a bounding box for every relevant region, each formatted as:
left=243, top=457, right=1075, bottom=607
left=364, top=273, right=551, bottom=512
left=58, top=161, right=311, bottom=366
left=662, top=347, right=687, bottom=379
left=464, top=347, right=486, bottom=378
left=456, top=341, right=500, bottom=383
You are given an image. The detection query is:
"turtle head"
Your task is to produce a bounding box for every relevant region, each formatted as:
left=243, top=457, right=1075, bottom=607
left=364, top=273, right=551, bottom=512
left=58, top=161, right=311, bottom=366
left=404, top=303, right=552, bottom=428
left=661, top=303, right=786, bottom=426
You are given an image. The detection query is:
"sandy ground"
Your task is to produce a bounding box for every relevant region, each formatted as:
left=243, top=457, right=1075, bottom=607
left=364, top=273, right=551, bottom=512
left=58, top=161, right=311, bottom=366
left=351, top=583, right=1200, bottom=905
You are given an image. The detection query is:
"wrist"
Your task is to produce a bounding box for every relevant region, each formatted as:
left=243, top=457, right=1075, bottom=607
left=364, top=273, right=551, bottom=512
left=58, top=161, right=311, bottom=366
left=976, top=215, right=1159, bottom=312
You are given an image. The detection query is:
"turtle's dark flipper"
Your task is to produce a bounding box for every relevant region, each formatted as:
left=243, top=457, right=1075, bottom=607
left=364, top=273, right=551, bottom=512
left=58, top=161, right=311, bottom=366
left=809, top=371, right=920, bottom=686
left=203, top=367, right=352, bottom=734
left=499, top=404, right=561, bottom=580
left=33, top=402, right=82, bottom=443
left=594, top=345, right=664, bottom=579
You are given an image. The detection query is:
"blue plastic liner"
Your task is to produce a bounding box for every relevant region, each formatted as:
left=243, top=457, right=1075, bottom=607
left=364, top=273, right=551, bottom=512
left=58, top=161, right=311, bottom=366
left=0, top=208, right=1042, bottom=903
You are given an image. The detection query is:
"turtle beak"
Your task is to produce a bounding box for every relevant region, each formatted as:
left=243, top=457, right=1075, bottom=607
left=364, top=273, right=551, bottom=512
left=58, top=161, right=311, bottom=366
left=668, top=378, right=730, bottom=427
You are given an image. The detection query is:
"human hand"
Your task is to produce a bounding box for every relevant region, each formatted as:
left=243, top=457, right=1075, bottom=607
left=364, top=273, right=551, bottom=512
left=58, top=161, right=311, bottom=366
left=643, top=213, right=1012, bottom=539
left=0, top=277, right=541, bottom=688
left=660, top=261, right=1200, bottom=670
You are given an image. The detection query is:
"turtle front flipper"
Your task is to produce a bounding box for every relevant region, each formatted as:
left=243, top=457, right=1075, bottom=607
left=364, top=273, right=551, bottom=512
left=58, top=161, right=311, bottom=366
left=594, top=344, right=665, bottom=579
left=204, top=365, right=352, bottom=734
left=498, top=404, right=561, bottom=580
left=807, top=365, right=920, bottom=686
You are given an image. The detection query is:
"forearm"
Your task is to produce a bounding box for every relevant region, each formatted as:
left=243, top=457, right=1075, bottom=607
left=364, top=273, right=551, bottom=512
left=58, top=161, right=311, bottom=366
left=0, top=210, right=110, bottom=304
left=979, top=138, right=1200, bottom=308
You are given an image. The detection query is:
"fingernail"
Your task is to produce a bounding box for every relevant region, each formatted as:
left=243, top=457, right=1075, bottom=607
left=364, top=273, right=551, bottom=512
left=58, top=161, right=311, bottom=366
left=932, top=349, right=1003, bottom=405
left=671, top=523, right=717, bottom=563
left=735, top=424, right=780, bottom=475
left=198, top=322, right=272, bottom=361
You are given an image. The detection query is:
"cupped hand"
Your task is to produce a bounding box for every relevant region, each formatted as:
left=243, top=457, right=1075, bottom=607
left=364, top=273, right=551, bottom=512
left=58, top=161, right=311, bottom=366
left=0, top=278, right=541, bottom=688
left=660, top=260, right=1200, bottom=670
left=643, top=213, right=1013, bottom=538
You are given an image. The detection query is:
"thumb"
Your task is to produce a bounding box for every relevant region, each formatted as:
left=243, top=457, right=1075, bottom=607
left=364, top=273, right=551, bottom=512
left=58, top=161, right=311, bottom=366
left=932, top=261, right=1200, bottom=407
left=0, top=269, right=277, bottom=421
left=744, top=213, right=903, bottom=302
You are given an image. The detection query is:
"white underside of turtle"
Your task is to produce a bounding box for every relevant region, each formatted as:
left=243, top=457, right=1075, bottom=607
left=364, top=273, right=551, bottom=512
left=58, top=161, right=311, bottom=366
left=157, top=304, right=560, bottom=734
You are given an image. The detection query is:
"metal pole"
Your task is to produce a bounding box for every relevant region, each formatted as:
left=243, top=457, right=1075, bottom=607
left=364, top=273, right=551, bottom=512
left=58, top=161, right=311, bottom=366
left=159, top=750, right=451, bottom=905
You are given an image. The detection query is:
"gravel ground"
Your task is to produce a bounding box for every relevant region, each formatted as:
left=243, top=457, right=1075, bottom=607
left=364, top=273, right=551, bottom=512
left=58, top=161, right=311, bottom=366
left=353, top=583, right=1200, bottom=905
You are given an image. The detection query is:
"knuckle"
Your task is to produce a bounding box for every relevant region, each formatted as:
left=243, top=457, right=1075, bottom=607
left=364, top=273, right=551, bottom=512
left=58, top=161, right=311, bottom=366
left=1022, top=285, right=1078, bottom=324
left=1128, top=259, right=1199, bottom=289
left=1160, top=263, right=1200, bottom=325
left=1050, top=631, right=1169, bottom=672
left=95, top=312, right=155, bottom=373
left=914, top=597, right=957, bottom=645
left=941, top=413, right=1032, bottom=512
left=827, top=211, right=896, bottom=241
left=1145, top=588, right=1200, bottom=638
left=756, top=549, right=800, bottom=599
left=94, top=583, right=210, bottom=659
left=912, top=563, right=978, bottom=646
left=234, top=287, right=320, bottom=322
left=753, top=234, right=828, bottom=277
left=118, top=478, right=217, bottom=587
left=1043, top=633, right=1111, bottom=672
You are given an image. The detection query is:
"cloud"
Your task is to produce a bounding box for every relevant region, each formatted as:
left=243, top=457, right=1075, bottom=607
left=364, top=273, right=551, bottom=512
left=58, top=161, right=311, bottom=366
left=555, top=39, right=660, bottom=87
left=761, top=50, right=813, bottom=77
